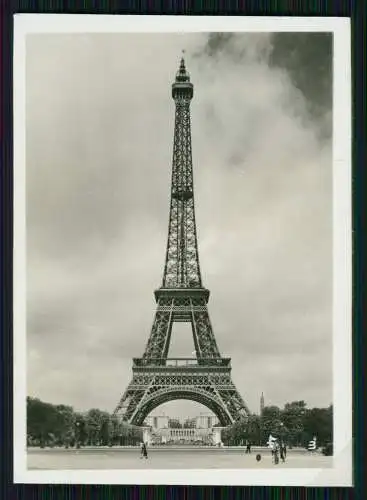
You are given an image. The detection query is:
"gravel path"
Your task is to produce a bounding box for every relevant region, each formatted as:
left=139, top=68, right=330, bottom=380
left=27, top=448, right=332, bottom=470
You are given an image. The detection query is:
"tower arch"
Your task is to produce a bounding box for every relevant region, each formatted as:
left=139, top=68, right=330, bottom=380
left=130, top=389, right=233, bottom=427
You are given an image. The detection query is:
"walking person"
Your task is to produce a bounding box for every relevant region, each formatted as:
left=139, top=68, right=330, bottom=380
left=270, top=442, right=275, bottom=463
left=140, top=441, right=144, bottom=459
left=142, top=442, right=148, bottom=459
left=274, top=440, right=280, bottom=465
left=268, top=434, right=276, bottom=463
left=246, top=441, right=251, bottom=454
left=280, top=442, right=286, bottom=463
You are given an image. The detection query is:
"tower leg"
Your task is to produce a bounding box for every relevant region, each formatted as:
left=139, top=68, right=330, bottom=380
left=114, top=367, right=250, bottom=427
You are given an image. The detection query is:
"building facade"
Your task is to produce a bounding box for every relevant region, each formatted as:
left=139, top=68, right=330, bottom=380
left=145, top=415, right=170, bottom=430
left=145, top=412, right=220, bottom=444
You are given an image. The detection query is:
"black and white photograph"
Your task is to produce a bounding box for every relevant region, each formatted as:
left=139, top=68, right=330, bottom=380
left=13, top=16, right=352, bottom=486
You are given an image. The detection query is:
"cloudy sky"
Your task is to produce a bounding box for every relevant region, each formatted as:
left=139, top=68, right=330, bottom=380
left=26, top=32, right=333, bottom=418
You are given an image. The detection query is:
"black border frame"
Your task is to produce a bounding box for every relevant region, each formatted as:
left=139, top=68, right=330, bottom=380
left=1, top=1, right=365, bottom=499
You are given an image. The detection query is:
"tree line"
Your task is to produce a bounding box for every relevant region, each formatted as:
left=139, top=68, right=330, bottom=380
left=27, top=397, right=143, bottom=448
left=27, top=397, right=332, bottom=449
left=221, top=400, right=333, bottom=449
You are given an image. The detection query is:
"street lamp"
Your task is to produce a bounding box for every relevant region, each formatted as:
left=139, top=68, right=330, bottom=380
left=279, top=422, right=285, bottom=445
left=75, top=421, right=81, bottom=448
left=258, top=418, right=261, bottom=446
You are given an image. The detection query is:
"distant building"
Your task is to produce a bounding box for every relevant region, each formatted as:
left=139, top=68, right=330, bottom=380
left=183, top=417, right=196, bottom=428
left=168, top=418, right=181, bottom=428
left=146, top=412, right=220, bottom=444
left=195, top=412, right=219, bottom=429
left=158, top=426, right=214, bottom=444
left=260, top=392, right=265, bottom=415
left=145, top=415, right=169, bottom=429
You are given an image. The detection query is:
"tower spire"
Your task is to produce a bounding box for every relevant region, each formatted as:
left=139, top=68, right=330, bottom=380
left=260, top=392, right=265, bottom=415
left=161, top=55, right=200, bottom=289
left=174, top=53, right=190, bottom=85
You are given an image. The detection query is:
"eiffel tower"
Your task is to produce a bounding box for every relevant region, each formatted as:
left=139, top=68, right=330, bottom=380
left=113, top=57, right=251, bottom=426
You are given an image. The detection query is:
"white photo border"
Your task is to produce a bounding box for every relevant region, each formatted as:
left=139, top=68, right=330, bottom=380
left=13, top=14, right=352, bottom=486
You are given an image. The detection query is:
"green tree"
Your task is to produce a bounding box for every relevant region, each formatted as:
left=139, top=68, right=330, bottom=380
left=261, top=405, right=282, bottom=442
left=27, top=397, right=66, bottom=447
left=246, top=414, right=261, bottom=445
left=221, top=418, right=248, bottom=446
left=55, top=404, right=75, bottom=447
left=303, top=405, right=333, bottom=447
left=74, top=413, right=87, bottom=447
left=99, top=413, right=112, bottom=445
left=109, top=416, right=121, bottom=445
left=26, top=395, right=333, bottom=452
left=281, top=401, right=307, bottom=447
left=85, top=409, right=105, bottom=445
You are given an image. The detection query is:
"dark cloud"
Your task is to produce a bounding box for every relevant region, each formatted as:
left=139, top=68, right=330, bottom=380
left=197, top=32, right=332, bottom=140
left=26, top=33, right=332, bottom=415
left=270, top=33, right=332, bottom=114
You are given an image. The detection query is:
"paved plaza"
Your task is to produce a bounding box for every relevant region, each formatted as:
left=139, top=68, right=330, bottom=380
left=27, top=447, right=332, bottom=470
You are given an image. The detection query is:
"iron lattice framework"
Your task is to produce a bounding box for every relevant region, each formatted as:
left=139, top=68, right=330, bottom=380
left=114, top=58, right=250, bottom=426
